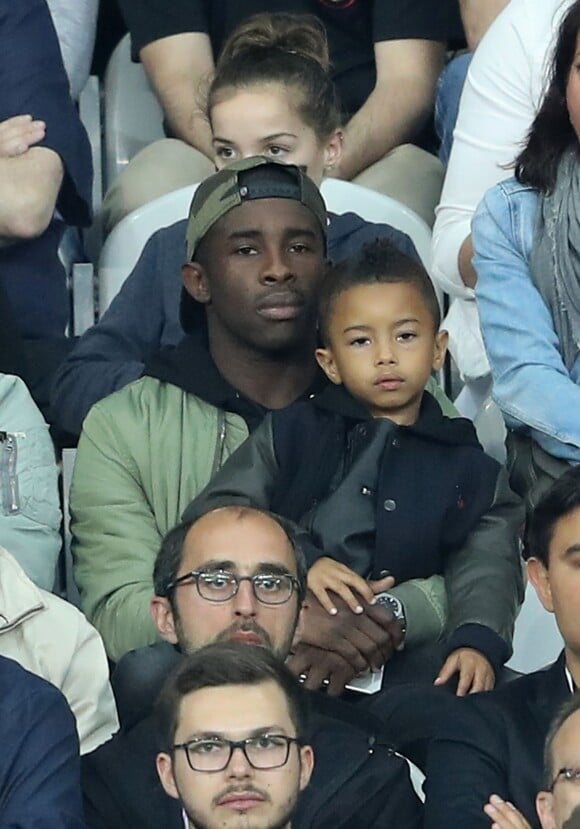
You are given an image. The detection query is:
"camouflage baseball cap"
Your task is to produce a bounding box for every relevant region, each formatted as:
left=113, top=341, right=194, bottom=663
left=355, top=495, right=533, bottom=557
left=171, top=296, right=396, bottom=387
left=185, top=156, right=328, bottom=261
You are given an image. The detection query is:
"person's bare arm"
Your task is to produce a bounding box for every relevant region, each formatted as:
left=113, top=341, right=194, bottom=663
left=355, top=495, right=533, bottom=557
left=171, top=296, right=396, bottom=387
left=459, top=235, right=477, bottom=288
left=459, top=0, right=510, bottom=52
left=0, top=145, right=63, bottom=246
left=333, top=38, right=445, bottom=181
left=140, top=32, right=214, bottom=157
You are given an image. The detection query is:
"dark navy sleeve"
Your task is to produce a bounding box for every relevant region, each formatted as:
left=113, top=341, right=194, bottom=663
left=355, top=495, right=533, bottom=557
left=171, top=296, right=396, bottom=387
left=51, top=221, right=185, bottom=436
left=0, top=0, right=92, bottom=226
left=373, top=0, right=464, bottom=44
left=0, top=662, right=86, bottom=828
left=119, top=0, right=209, bottom=57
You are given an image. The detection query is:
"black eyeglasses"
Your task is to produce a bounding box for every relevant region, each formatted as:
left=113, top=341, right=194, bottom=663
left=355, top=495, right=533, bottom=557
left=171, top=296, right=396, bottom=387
left=173, top=734, right=301, bottom=772
left=550, top=767, right=580, bottom=790
left=166, top=570, right=299, bottom=605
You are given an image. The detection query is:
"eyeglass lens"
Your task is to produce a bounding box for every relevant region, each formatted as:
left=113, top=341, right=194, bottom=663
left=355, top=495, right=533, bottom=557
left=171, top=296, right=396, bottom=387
left=184, top=735, right=294, bottom=771
left=197, top=572, right=295, bottom=604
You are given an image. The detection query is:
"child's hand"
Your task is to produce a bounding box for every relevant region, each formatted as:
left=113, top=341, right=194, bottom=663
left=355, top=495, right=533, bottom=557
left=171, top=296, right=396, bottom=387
left=308, top=557, right=376, bottom=615
left=483, top=795, right=532, bottom=829
left=434, top=648, right=495, bottom=696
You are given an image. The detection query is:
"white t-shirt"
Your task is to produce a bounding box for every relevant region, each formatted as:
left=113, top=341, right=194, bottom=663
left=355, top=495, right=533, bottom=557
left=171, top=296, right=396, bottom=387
left=431, top=0, right=571, bottom=380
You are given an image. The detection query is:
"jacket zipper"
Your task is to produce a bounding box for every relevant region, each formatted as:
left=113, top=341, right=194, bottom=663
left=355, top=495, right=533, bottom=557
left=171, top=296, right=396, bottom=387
left=0, top=431, right=21, bottom=515
left=210, top=414, right=227, bottom=476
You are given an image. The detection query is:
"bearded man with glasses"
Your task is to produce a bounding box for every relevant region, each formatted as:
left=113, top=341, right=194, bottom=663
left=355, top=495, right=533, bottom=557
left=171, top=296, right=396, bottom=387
left=155, top=641, right=314, bottom=829
left=81, top=505, right=422, bottom=829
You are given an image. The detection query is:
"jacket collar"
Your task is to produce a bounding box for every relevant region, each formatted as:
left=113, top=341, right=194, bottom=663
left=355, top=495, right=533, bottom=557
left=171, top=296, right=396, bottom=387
left=0, top=548, right=45, bottom=631
left=310, top=384, right=481, bottom=448
left=144, top=326, right=326, bottom=431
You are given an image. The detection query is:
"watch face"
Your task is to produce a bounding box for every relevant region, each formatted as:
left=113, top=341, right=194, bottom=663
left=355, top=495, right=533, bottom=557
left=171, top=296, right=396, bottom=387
left=374, top=593, right=406, bottom=633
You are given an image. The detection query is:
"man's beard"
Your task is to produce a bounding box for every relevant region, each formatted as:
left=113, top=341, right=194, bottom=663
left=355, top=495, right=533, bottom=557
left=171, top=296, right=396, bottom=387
left=175, top=616, right=296, bottom=661
left=563, top=804, right=580, bottom=829
left=182, top=785, right=300, bottom=829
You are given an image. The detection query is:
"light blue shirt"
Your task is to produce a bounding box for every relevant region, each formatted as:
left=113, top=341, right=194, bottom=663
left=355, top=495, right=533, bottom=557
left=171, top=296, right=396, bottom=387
left=473, top=177, right=580, bottom=464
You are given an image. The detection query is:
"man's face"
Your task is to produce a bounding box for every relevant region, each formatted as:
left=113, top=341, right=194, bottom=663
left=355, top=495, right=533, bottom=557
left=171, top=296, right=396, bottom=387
left=528, top=506, right=580, bottom=662
left=537, top=710, right=580, bottom=829
left=156, top=680, right=313, bottom=829
left=183, top=198, right=325, bottom=358
left=152, top=509, right=301, bottom=659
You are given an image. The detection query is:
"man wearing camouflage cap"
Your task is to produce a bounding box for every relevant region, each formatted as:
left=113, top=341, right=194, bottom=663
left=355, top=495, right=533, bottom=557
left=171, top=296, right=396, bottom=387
left=70, top=158, right=329, bottom=663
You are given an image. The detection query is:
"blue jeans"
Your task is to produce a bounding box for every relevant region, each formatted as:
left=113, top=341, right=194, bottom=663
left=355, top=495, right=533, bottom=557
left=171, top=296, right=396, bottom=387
left=435, top=52, right=472, bottom=166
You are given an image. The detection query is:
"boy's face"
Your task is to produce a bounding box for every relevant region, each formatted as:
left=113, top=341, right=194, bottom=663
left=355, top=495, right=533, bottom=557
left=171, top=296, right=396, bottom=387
left=316, top=282, right=447, bottom=425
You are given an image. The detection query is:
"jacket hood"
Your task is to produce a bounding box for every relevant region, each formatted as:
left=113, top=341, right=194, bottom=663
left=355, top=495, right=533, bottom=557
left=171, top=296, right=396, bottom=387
left=310, top=383, right=482, bottom=449
left=143, top=328, right=268, bottom=432
left=144, top=327, right=326, bottom=432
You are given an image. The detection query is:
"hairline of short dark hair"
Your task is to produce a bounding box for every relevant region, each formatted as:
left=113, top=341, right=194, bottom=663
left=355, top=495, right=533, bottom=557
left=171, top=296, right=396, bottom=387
left=544, top=692, right=580, bottom=789
left=153, top=505, right=308, bottom=606
left=155, top=641, right=310, bottom=754
left=317, top=238, right=441, bottom=346
left=524, top=466, right=580, bottom=565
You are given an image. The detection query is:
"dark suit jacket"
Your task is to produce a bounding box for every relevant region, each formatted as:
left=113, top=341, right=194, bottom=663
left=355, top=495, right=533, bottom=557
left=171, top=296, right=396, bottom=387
left=424, top=652, right=569, bottom=829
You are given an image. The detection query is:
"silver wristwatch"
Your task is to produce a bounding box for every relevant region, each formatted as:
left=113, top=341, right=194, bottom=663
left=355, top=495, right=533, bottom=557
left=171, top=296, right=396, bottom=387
left=375, top=592, right=407, bottom=640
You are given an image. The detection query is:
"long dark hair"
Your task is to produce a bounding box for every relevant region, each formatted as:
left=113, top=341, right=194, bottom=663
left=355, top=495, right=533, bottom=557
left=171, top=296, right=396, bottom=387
left=515, top=0, right=580, bottom=193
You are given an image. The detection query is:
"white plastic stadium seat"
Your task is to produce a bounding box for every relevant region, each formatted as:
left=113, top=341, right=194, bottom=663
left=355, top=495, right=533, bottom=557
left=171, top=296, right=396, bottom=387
left=98, top=184, right=198, bottom=313
left=103, top=33, right=164, bottom=190
left=506, top=581, right=563, bottom=674
left=321, top=179, right=433, bottom=271
left=98, top=178, right=434, bottom=316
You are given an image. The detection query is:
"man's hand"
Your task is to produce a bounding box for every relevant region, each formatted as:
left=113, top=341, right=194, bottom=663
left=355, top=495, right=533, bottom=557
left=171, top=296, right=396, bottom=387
left=483, top=795, right=532, bottom=829
left=288, top=590, right=404, bottom=694
left=0, top=115, right=45, bottom=158
left=288, top=643, right=361, bottom=696
left=434, top=648, right=495, bottom=696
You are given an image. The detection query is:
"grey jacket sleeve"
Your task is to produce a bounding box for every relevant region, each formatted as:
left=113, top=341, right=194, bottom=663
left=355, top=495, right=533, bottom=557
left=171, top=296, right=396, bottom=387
left=51, top=228, right=183, bottom=436
left=443, top=466, right=525, bottom=668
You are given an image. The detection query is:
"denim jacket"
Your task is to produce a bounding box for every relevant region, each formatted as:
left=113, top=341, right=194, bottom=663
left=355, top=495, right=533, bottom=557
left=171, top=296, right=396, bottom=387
left=473, top=177, right=580, bottom=463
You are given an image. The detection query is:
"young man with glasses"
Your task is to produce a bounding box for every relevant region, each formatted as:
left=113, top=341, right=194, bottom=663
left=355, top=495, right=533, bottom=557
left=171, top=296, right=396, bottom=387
left=155, top=641, right=314, bottom=829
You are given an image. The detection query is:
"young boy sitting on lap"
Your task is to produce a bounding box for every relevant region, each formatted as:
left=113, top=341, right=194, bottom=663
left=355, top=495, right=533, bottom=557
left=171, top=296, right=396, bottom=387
left=185, top=239, right=524, bottom=695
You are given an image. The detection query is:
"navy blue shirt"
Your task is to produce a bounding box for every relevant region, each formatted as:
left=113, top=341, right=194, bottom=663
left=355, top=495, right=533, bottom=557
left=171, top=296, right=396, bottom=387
left=0, top=655, right=86, bottom=828
left=121, top=0, right=464, bottom=120
left=0, top=0, right=92, bottom=339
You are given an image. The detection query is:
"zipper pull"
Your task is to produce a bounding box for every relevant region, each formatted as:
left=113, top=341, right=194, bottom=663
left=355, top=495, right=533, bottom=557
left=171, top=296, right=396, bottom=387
left=0, top=432, right=20, bottom=515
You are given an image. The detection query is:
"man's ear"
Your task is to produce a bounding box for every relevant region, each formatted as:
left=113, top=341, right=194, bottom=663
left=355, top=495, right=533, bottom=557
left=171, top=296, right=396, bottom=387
left=299, top=744, right=315, bottom=791
left=527, top=557, right=554, bottom=613
left=536, top=790, right=557, bottom=829
left=432, top=329, right=449, bottom=372
left=182, top=262, right=211, bottom=304
left=315, top=347, right=342, bottom=385
left=151, top=596, right=179, bottom=645
left=291, top=602, right=306, bottom=651
left=156, top=753, right=180, bottom=801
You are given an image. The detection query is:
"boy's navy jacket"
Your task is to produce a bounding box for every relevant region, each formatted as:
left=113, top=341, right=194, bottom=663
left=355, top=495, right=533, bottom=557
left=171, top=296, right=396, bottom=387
left=185, top=386, right=525, bottom=674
